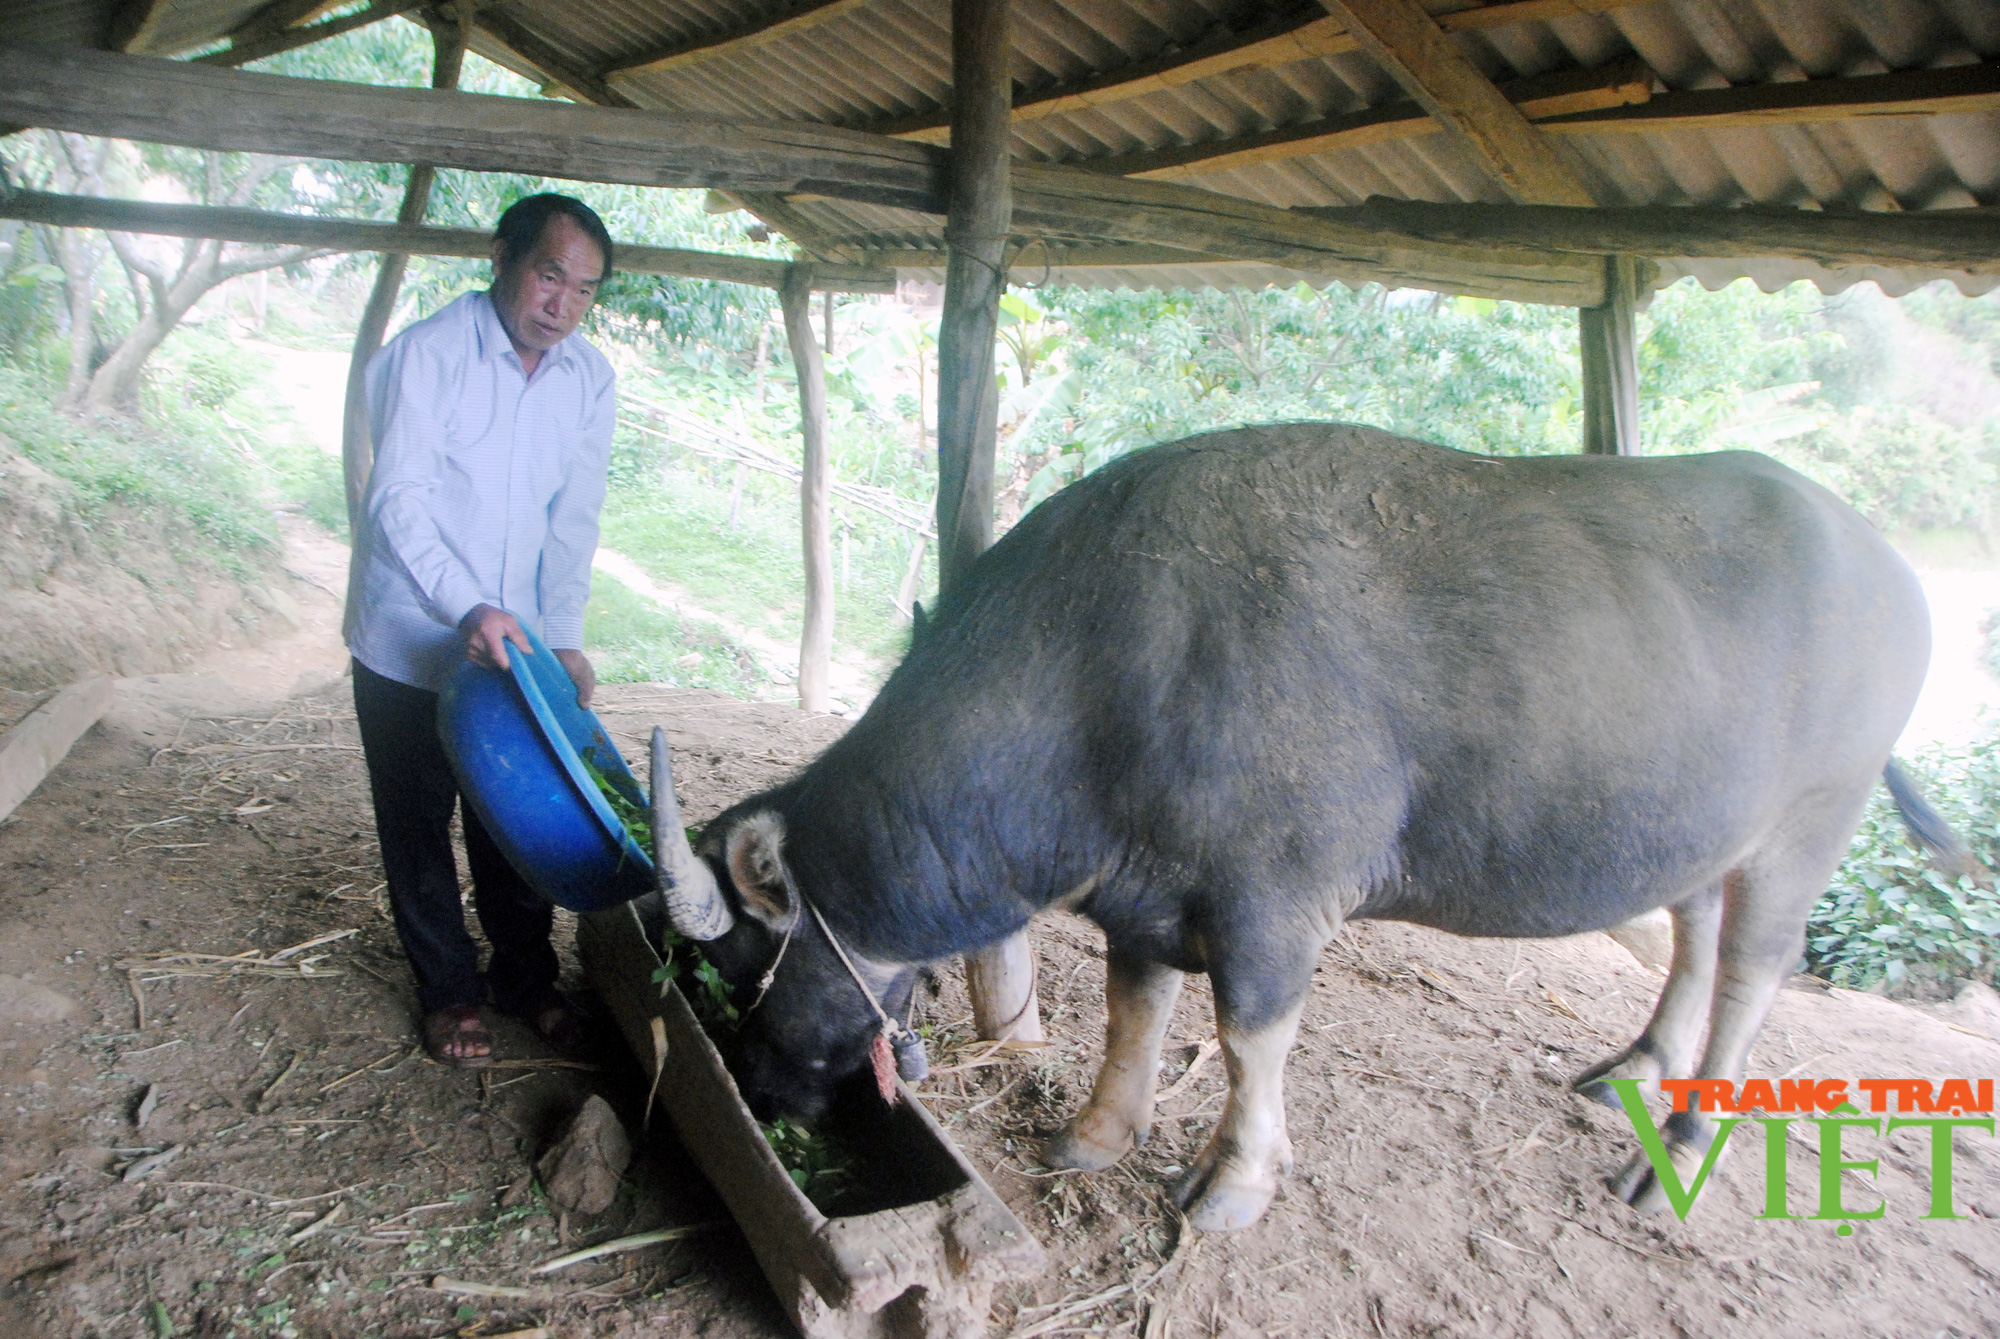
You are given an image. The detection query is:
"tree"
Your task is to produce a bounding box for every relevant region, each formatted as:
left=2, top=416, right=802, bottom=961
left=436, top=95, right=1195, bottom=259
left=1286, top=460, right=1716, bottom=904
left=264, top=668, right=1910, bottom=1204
left=32, top=133, right=111, bottom=406
left=84, top=151, right=324, bottom=414
left=6, top=131, right=327, bottom=415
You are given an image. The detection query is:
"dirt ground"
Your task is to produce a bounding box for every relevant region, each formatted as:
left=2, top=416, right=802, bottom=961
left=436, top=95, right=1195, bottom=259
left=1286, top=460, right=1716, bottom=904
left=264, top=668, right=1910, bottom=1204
left=4, top=582, right=2000, bottom=1339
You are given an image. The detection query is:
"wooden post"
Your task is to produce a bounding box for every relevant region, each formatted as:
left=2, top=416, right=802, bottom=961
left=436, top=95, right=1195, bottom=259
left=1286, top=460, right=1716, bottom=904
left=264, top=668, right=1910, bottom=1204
left=934, top=0, right=1044, bottom=1044
left=339, top=6, right=469, bottom=534
left=781, top=264, right=834, bottom=713
left=1579, top=253, right=1641, bottom=455
left=934, top=0, right=1011, bottom=595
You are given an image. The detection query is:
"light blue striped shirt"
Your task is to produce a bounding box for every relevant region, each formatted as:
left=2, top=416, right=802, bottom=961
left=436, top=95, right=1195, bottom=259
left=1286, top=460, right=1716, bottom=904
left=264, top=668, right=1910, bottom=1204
left=344, top=290, right=616, bottom=690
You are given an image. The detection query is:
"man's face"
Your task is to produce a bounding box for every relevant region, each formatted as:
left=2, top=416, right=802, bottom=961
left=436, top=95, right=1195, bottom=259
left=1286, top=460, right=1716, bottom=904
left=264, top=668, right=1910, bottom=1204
left=489, top=214, right=605, bottom=362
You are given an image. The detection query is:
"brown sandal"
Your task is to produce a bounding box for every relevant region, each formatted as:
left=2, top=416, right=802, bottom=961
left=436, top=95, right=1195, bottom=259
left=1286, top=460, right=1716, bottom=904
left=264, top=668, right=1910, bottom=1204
left=422, top=1004, right=494, bottom=1068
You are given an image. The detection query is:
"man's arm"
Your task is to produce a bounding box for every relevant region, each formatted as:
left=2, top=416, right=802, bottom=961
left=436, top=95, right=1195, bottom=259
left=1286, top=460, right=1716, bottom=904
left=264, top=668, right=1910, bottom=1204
left=537, top=369, right=615, bottom=708
left=364, top=338, right=487, bottom=631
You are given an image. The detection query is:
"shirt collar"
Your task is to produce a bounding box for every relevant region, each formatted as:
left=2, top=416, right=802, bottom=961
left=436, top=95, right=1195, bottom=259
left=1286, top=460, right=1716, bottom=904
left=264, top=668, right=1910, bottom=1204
left=473, top=289, right=575, bottom=375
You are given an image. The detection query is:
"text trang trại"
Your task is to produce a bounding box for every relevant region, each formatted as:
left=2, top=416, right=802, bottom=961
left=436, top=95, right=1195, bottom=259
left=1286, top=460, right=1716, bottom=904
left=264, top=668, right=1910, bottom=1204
left=1604, top=1077, right=1995, bottom=1223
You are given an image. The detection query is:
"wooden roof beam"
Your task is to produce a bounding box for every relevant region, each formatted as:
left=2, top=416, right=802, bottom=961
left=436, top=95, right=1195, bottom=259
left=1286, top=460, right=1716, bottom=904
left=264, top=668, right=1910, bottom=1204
left=1535, top=58, right=2000, bottom=133
left=0, top=43, right=947, bottom=210
left=1309, top=198, right=2000, bottom=272
left=602, top=0, right=872, bottom=86
left=862, top=242, right=1232, bottom=269
left=0, top=188, right=899, bottom=290
left=470, top=9, right=639, bottom=108
left=102, top=0, right=169, bottom=54
left=227, top=0, right=339, bottom=44
left=0, top=44, right=1607, bottom=304
left=1070, top=58, right=2000, bottom=181
left=196, top=1, right=425, bottom=69
left=1004, top=163, right=1609, bottom=303
left=1094, top=57, right=1652, bottom=181
left=1319, top=0, right=1598, bottom=206
left=873, top=0, right=1657, bottom=142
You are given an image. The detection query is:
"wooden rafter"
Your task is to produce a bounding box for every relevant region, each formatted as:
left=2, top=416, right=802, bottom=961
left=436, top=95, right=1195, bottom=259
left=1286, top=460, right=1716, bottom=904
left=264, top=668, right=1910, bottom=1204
left=1307, top=198, right=2000, bottom=273
left=1535, top=58, right=2000, bottom=133
left=0, top=43, right=945, bottom=209
left=102, top=0, right=168, bottom=53
left=472, top=9, right=638, bottom=108
left=0, top=43, right=1609, bottom=303
left=725, top=192, right=871, bottom=264
left=1093, top=58, right=1653, bottom=182
left=603, top=0, right=872, bottom=86
left=0, top=189, right=899, bottom=290
left=196, top=1, right=424, bottom=68
left=227, top=0, right=337, bottom=42
left=860, top=242, right=1232, bottom=270
left=1319, top=0, right=1597, bottom=206
left=874, top=0, right=1657, bottom=142
left=1002, top=163, right=1609, bottom=303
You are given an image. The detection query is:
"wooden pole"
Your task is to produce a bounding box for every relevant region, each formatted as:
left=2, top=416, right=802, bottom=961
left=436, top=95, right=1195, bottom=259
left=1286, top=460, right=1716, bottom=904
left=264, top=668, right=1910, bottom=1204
left=1579, top=253, right=1641, bottom=455
left=934, top=0, right=1011, bottom=595
left=781, top=265, right=835, bottom=713
left=934, top=0, right=1045, bottom=1044
left=340, top=5, right=469, bottom=535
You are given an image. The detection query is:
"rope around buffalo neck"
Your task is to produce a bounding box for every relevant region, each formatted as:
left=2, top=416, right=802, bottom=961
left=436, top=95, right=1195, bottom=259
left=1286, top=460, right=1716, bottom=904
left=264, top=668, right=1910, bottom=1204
left=802, top=896, right=913, bottom=1048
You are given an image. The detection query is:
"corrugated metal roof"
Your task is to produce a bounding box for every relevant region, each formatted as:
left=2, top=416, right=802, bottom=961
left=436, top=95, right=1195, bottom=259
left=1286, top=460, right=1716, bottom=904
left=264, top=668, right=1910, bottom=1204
left=4, top=0, right=1995, bottom=298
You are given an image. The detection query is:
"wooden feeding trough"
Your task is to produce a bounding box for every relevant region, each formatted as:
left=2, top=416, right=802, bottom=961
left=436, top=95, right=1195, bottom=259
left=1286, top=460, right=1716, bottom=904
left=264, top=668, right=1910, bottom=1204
left=578, top=895, right=1044, bottom=1338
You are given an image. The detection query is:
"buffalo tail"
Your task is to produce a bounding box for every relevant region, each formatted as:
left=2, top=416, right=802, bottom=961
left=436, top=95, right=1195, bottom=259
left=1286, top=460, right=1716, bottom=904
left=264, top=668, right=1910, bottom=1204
left=1883, top=758, right=1991, bottom=885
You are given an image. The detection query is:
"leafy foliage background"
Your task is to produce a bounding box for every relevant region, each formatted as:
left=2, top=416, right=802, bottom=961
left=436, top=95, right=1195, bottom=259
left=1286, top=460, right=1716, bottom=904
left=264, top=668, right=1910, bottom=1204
left=1808, top=727, right=2000, bottom=993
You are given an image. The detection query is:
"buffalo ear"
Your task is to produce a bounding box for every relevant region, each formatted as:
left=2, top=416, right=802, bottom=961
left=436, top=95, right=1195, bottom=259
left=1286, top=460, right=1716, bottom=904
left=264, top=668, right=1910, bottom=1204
left=724, top=811, right=799, bottom=932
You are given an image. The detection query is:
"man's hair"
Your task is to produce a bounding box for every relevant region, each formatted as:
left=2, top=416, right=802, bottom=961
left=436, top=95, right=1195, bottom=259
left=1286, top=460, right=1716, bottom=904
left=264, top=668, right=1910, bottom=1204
left=492, top=193, right=614, bottom=280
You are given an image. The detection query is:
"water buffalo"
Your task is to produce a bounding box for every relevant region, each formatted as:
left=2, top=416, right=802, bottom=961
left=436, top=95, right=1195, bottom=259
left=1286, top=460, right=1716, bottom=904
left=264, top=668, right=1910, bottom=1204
left=648, top=423, right=1956, bottom=1231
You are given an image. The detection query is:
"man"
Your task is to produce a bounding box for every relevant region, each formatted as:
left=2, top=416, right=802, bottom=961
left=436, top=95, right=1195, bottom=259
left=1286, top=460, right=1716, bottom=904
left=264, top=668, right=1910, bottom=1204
left=345, top=193, right=615, bottom=1066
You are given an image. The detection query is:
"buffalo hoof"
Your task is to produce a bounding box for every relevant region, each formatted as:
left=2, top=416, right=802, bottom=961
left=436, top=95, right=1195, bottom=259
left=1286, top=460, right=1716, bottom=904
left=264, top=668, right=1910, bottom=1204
left=1170, top=1160, right=1278, bottom=1233
left=1043, top=1112, right=1147, bottom=1172
left=1609, top=1148, right=1676, bottom=1216
left=1169, top=1134, right=1291, bottom=1232
left=1571, top=1045, right=1664, bottom=1110
left=1609, top=1119, right=1717, bottom=1218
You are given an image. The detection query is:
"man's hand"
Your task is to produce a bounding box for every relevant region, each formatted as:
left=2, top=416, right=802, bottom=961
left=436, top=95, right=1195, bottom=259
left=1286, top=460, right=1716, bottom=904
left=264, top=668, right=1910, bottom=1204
left=460, top=603, right=532, bottom=672
left=554, top=648, right=596, bottom=709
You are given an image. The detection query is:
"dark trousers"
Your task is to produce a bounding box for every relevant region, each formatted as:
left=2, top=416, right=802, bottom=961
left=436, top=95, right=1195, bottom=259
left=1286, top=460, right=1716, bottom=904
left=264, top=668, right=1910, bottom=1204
left=352, top=658, right=557, bottom=1016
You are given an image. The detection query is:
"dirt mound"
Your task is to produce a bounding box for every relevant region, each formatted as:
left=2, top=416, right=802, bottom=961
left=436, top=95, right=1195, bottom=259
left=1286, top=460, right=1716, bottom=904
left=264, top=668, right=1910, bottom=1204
left=0, top=439, right=299, bottom=690
left=1, top=676, right=1996, bottom=1339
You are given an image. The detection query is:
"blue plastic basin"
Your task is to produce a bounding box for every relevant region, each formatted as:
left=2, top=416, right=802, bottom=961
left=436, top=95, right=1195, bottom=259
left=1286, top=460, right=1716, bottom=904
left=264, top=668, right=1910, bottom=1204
left=436, top=625, right=653, bottom=912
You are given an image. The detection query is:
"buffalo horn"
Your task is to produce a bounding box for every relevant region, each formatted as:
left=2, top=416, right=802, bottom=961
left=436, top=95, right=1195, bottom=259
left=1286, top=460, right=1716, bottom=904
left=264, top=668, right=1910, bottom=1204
left=649, top=727, right=735, bottom=940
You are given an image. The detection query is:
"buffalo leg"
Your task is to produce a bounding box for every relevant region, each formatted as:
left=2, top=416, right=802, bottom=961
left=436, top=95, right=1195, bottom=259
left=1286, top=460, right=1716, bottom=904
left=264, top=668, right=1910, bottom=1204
left=1610, top=799, right=1867, bottom=1214
left=1172, top=1001, right=1305, bottom=1233
left=1573, top=882, right=1723, bottom=1105
left=1043, top=953, right=1184, bottom=1172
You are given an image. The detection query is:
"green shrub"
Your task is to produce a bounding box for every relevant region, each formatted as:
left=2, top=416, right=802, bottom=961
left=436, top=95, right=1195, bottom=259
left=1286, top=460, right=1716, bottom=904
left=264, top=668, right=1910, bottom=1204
left=0, top=364, right=278, bottom=570
left=259, top=432, right=349, bottom=538
left=1770, top=403, right=1999, bottom=534
left=583, top=571, right=764, bottom=697
left=1807, top=728, right=2000, bottom=993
